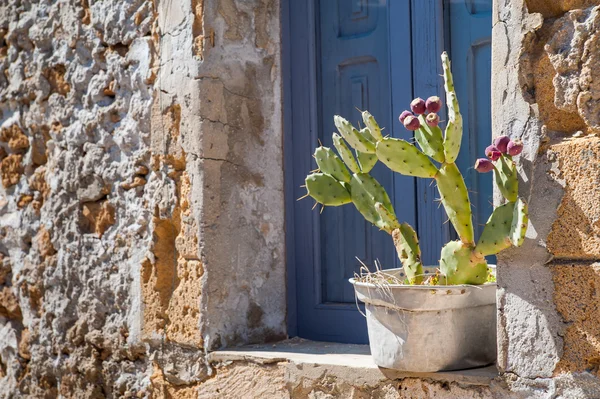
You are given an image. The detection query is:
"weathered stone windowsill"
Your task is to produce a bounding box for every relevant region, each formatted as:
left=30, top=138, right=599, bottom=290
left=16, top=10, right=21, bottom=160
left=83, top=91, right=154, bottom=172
left=208, top=338, right=497, bottom=387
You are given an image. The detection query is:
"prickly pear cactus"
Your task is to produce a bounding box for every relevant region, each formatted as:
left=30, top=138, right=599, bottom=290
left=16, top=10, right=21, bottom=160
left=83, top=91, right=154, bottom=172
left=300, top=52, right=528, bottom=286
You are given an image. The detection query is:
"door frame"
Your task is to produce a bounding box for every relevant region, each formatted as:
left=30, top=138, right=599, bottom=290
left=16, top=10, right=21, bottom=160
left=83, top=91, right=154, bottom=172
left=282, top=0, right=451, bottom=341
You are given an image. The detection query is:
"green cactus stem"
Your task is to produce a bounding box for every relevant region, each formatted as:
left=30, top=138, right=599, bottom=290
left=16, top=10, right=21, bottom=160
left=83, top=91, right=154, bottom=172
left=510, top=197, right=528, bottom=246
left=494, top=154, right=518, bottom=202
left=393, top=223, right=424, bottom=284
left=356, top=150, right=378, bottom=173
left=435, top=163, right=474, bottom=244
left=362, top=111, right=383, bottom=141
left=359, top=127, right=378, bottom=146
left=375, top=137, right=439, bottom=178
left=475, top=201, right=515, bottom=256
left=334, top=116, right=376, bottom=154
left=305, top=173, right=352, bottom=206
left=415, top=115, right=445, bottom=163
left=439, top=240, right=488, bottom=285
left=441, top=52, right=463, bottom=163
left=314, top=146, right=351, bottom=183
left=332, top=133, right=361, bottom=174
left=375, top=202, right=400, bottom=233
left=349, top=173, right=396, bottom=231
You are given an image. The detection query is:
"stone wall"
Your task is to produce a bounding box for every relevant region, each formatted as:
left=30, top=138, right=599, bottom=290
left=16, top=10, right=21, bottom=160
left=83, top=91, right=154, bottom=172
left=493, top=0, right=600, bottom=396
left=0, top=0, right=285, bottom=397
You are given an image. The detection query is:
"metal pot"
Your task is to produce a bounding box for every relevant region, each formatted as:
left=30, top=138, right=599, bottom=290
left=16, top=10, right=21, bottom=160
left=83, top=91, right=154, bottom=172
left=349, top=266, right=496, bottom=372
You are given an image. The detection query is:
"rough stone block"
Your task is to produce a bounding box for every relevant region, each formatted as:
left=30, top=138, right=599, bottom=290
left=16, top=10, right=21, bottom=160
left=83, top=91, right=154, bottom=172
left=547, top=136, right=600, bottom=259
left=552, top=262, right=600, bottom=376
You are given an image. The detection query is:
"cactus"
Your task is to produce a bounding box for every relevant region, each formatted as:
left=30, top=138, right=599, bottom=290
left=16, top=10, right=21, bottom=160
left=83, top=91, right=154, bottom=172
left=334, top=116, right=376, bottom=154
left=375, top=137, right=438, bottom=178
left=314, top=146, right=351, bottom=183
left=333, top=133, right=361, bottom=174
left=475, top=202, right=516, bottom=256
left=441, top=52, right=463, bottom=163
left=435, top=163, right=474, bottom=244
left=356, top=150, right=378, bottom=173
left=415, top=115, right=445, bottom=162
left=350, top=173, right=396, bottom=232
left=440, top=241, right=488, bottom=285
left=494, top=154, right=518, bottom=202
left=393, top=223, right=423, bottom=284
left=362, top=111, right=383, bottom=141
left=305, top=173, right=352, bottom=206
left=300, top=52, right=528, bottom=286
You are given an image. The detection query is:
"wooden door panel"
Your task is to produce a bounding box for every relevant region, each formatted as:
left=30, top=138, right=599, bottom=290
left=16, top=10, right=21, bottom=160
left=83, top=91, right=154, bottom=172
left=447, top=0, right=493, bottom=242
left=318, top=0, right=394, bottom=305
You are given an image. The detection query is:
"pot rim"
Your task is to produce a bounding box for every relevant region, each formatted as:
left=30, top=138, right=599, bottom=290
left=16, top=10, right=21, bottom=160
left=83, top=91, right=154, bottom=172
left=349, top=265, right=496, bottom=290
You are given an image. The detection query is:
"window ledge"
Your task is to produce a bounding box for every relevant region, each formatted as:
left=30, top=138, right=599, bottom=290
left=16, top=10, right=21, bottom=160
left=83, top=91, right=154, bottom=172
left=208, top=337, right=497, bottom=387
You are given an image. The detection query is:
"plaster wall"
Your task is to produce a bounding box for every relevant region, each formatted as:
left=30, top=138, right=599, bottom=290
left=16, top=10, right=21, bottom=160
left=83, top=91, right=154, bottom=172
left=0, top=0, right=285, bottom=397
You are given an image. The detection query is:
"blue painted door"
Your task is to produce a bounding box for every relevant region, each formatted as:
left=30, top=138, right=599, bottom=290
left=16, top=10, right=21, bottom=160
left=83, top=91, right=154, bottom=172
left=448, top=0, right=494, bottom=243
left=285, top=0, right=492, bottom=344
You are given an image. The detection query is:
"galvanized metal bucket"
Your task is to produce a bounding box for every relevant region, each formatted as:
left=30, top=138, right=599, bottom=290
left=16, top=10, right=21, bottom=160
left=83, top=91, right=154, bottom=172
left=349, top=266, right=496, bottom=372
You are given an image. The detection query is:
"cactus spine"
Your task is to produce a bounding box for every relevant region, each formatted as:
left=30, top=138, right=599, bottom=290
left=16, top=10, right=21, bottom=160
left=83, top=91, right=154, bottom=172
left=302, top=52, right=528, bottom=286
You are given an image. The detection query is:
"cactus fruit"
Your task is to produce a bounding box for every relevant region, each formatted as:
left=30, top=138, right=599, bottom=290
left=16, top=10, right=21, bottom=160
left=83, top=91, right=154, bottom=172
left=332, top=133, right=361, bottom=174
left=494, top=154, right=518, bottom=202
left=305, top=173, right=352, bottom=206
left=334, top=115, right=376, bottom=154
left=362, top=111, right=383, bottom=141
left=425, top=113, right=440, bottom=127
left=399, top=110, right=412, bottom=124
left=416, top=115, right=445, bottom=162
left=475, top=158, right=494, bottom=173
left=376, top=137, right=439, bottom=178
left=435, top=163, right=474, bottom=244
left=410, top=98, right=427, bottom=115
left=403, top=115, right=421, bottom=131
left=440, top=240, right=488, bottom=285
left=494, top=135, right=510, bottom=153
left=356, top=150, right=378, bottom=173
left=301, top=52, right=527, bottom=287
left=441, top=52, right=463, bottom=163
left=485, top=145, right=501, bottom=161
left=314, top=146, right=352, bottom=183
left=426, top=96, right=442, bottom=113
left=507, top=139, right=523, bottom=156
left=393, top=223, right=424, bottom=284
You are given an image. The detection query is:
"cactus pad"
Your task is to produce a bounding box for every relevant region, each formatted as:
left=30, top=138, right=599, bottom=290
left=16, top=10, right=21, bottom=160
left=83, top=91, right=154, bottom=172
left=356, top=150, right=378, bottom=173
left=510, top=197, right=528, bottom=246
left=439, top=240, right=488, bottom=285
left=332, top=133, right=361, bottom=174
left=362, top=111, right=383, bottom=141
left=494, top=154, right=518, bottom=202
left=415, top=115, right=445, bottom=163
left=349, top=173, right=395, bottom=230
left=375, top=138, right=439, bottom=178
left=435, top=163, right=474, bottom=244
left=475, top=201, right=515, bottom=256
left=375, top=202, right=400, bottom=233
left=334, top=116, right=376, bottom=154
left=314, top=146, right=351, bottom=183
left=392, top=223, right=423, bottom=284
left=305, top=173, right=352, bottom=206
left=441, top=52, right=463, bottom=163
